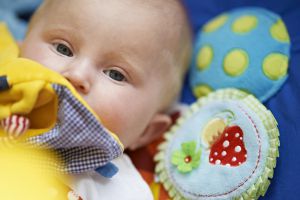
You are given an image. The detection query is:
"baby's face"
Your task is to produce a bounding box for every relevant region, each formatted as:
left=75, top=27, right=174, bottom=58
left=21, top=0, right=174, bottom=148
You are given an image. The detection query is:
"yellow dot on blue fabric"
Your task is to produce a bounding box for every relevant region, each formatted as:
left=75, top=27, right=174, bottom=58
left=197, top=45, right=213, bottom=70
left=263, top=53, right=288, bottom=80
left=203, top=14, right=228, bottom=33
left=232, top=15, right=258, bottom=33
left=193, top=84, right=213, bottom=98
left=270, top=20, right=290, bottom=43
left=223, top=49, right=249, bottom=76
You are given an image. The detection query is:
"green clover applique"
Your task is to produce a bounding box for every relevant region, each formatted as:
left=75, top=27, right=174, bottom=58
left=171, top=141, right=201, bottom=173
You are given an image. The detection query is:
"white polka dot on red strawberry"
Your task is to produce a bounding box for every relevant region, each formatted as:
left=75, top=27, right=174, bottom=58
left=235, top=146, right=241, bottom=152
left=221, top=151, right=227, bottom=156
left=223, top=140, right=229, bottom=148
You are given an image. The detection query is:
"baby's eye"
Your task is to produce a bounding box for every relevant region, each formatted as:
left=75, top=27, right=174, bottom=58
left=104, top=69, right=127, bottom=82
left=53, top=43, right=73, bottom=57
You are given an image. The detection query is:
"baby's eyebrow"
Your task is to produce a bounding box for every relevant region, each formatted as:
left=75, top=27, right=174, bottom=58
left=43, top=25, right=81, bottom=44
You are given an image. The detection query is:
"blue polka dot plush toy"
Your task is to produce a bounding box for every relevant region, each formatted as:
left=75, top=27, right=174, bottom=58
left=189, top=7, right=290, bottom=102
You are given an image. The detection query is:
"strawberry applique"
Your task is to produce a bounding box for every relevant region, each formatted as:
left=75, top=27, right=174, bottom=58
left=209, top=125, right=247, bottom=167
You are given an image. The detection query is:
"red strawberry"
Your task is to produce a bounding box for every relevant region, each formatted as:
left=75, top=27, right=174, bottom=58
left=209, top=125, right=247, bottom=167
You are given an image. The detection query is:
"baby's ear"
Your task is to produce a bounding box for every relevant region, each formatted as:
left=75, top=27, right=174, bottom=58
left=128, top=113, right=172, bottom=150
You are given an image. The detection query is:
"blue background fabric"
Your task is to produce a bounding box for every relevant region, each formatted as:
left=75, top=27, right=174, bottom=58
left=1, top=0, right=299, bottom=198
left=0, top=0, right=42, bottom=40
left=182, top=0, right=300, bottom=199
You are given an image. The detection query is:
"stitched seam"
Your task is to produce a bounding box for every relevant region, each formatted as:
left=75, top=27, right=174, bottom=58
left=169, top=105, right=262, bottom=198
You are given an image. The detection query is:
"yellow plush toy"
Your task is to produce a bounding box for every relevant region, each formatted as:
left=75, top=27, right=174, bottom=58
left=0, top=23, right=93, bottom=200
left=0, top=23, right=123, bottom=176
left=0, top=23, right=124, bottom=199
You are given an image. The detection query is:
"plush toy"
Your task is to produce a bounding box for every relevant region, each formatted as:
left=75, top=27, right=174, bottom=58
left=0, top=143, right=83, bottom=200
left=155, top=7, right=284, bottom=200
left=155, top=89, right=279, bottom=200
left=0, top=23, right=123, bottom=176
left=0, top=22, right=123, bottom=199
left=189, top=7, right=290, bottom=102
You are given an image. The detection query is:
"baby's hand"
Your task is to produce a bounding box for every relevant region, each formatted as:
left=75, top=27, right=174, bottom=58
left=0, top=115, right=30, bottom=139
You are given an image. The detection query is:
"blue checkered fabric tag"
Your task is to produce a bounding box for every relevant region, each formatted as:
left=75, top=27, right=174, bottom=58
left=28, top=84, right=123, bottom=174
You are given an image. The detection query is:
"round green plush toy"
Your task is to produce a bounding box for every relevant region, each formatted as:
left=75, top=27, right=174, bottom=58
left=155, top=89, right=279, bottom=200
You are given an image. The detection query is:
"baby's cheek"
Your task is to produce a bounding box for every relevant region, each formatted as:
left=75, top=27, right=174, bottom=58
left=93, top=101, right=147, bottom=148
left=91, top=100, right=127, bottom=134
left=103, top=110, right=141, bottom=146
left=21, top=42, right=65, bottom=72
left=88, top=84, right=156, bottom=148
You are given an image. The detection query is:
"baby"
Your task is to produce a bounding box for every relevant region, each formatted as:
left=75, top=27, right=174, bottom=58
left=20, top=0, right=192, bottom=199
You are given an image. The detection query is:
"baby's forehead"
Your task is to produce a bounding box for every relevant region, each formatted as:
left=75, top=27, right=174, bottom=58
left=38, top=0, right=183, bottom=39
left=44, top=2, right=179, bottom=51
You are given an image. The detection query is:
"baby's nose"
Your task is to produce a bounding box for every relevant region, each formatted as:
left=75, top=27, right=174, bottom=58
left=62, top=68, right=91, bottom=94
left=66, top=76, right=90, bottom=94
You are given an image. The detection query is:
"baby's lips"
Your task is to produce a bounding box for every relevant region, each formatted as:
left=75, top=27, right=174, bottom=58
left=201, top=118, right=226, bottom=148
